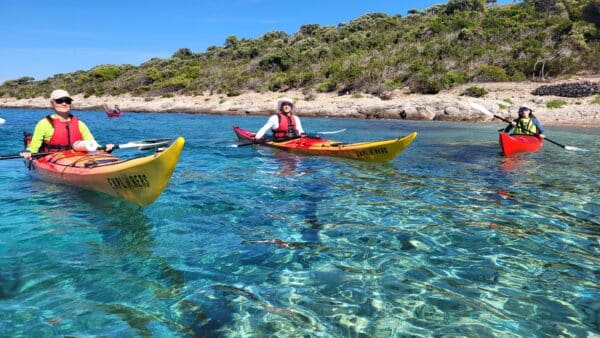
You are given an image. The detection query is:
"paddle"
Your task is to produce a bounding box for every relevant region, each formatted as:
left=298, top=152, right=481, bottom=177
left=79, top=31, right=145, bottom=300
left=234, top=136, right=297, bottom=148
left=98, top=138, right=172, bottom=151
left=0, top=152, right=53, bottom=160
left=0, top=138, right=172, bottom=160
left=492, top=114, right=587, bottom=152
left=314, top=128, right=346, bottom=135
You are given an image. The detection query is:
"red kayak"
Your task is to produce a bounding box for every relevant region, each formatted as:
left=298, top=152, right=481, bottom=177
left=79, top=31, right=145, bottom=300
left=499, top=132, right=543, bottom=156
left=106, top=111, right=122, bottom=117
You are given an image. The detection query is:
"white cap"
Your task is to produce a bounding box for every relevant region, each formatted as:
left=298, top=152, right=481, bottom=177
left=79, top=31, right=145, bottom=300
left=519, top=104, right=533, bottom=111
left=276, top=97, right=294, bottom=111
left=50, top=89, right=72, bottom=100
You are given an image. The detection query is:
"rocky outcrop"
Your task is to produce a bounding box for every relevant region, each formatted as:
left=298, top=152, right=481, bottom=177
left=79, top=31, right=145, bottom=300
left=532, top=81, right=599, bottom=97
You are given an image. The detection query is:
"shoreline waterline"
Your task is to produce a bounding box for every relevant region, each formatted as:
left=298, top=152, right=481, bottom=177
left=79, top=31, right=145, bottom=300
left=1, top=78, right=599, bottom=127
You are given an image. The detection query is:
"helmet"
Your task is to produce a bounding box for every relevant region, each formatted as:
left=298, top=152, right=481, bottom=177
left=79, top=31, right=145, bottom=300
left=277, top=97, right=295, bottom=111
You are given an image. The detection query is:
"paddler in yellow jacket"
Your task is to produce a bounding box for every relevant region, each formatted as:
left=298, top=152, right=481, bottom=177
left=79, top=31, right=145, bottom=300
left=20, top=89, right=114, bottom=159
left=504, top=104, right=545, bottom=138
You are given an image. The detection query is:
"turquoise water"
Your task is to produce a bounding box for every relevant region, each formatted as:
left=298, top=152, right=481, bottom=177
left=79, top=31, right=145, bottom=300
left=0, top=108, right=598, bottom=337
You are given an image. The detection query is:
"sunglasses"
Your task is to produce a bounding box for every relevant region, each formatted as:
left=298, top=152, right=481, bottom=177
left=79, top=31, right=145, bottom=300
left=54, top=98, right=72, bottom=105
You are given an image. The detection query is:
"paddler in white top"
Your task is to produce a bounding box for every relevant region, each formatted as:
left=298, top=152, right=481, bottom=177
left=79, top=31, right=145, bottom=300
left=254, top=97, right=306, bottom=141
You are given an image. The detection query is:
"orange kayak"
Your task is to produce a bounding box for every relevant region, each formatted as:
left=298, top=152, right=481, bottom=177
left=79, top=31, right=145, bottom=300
left=26, top=137, right=185, bottom=206
left=233, top=126, right=416, bottom=162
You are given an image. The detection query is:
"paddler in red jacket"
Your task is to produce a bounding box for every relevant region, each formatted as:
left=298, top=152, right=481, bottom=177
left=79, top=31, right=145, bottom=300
left=254, top=97, right=306, bottom=141
left=20, top=89, right=114, bottom=159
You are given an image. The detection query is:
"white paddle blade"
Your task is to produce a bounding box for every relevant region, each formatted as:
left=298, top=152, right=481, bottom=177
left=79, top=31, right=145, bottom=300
left=316, top=129, right=347, bottom=135
left=119, top=138, right=172, bottom=150
left=469, top=102, right=494, bottom=117
left=565, top=146, right=588, bottom=152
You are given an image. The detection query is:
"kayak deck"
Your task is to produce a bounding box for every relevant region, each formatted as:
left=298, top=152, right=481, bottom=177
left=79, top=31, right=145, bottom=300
left=28, top=137, right=185, bottom=206
left=233, top=126, right=416, bottom=162
left=499, top=132, right=543, bottom=156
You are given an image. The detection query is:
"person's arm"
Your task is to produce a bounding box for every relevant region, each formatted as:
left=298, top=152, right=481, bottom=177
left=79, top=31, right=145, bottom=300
left=77, top=120, right=115, bottom=151
left=503, top=118, right=517, bottom=133
left=26, top=119, right=54, bottom=153
left=294, top=116, right=305, bottom=135
left=533, top=118, right=544, bottom=135
left=78, top=121, right=95, bottom=141
left=255, top=115, right=278, bottom=139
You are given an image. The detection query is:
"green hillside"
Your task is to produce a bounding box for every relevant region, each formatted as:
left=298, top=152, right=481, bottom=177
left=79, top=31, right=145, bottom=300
left=1, top=0, right=598, bottom=99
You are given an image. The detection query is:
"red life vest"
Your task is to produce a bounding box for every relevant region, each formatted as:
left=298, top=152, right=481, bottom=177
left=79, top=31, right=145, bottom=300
left=41, top=114, right=83, bottom=152
left=273, top=112, right=299, bottom=139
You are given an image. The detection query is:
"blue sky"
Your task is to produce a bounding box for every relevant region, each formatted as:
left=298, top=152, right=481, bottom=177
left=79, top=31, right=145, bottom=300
left=0, top=0, right=514, bottom=83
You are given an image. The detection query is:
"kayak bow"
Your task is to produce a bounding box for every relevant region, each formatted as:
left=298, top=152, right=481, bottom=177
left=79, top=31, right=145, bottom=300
left=26, top=137, right=185, bottom=206
left=233, top=126, right=416, bottom=162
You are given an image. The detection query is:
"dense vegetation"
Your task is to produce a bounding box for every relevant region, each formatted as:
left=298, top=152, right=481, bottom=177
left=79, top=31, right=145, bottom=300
left=1, top=0, right=598, bottom=99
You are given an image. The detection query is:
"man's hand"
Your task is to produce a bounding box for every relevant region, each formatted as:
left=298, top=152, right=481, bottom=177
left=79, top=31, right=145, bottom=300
left=20, top=151, right=32, bottom=160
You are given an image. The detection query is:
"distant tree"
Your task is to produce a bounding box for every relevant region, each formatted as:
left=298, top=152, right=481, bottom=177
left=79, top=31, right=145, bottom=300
left=523, top=0, right=561, bottom=15
left=2, top=76, right=34, bottom=86
left=445, top=0, right=487, bottom=14
left=299, top=24, right=320, bottom=36
left=224, top=35, right=239, bottom=49
left=172, top=48, right=193, bottom=58
left=15, top=76, right=35, bottom=85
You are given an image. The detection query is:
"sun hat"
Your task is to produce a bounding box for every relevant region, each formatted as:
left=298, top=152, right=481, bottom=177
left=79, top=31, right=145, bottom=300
left=518, top=104, right=533, bottom=111
left=277, top=97, right=295, bottom=111
left=50, top=89, right=72, bottom=100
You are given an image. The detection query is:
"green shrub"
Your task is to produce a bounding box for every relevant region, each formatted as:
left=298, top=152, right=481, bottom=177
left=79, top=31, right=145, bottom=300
left=476, top=65, right=508, bottom=82
left=146, top=68, right=161, bottom=82
left=408, top=74, right=442, bottom=94
left=546, top=99, right=567, bottom=108
left=316, top=80, right=337, bottom=92
left=161, top=93, right=174, bottom=98
left=443, top=71, right=468, bottom=88
left=172, top=48, right=193, bottom=58
left=267, top=72, right=298, bottom=91
left=445, top=0, right=486, bottom=14
left=155, top=75, right=191, bottom=91
left=592, top=96, right=600, bottom=105
left=259, top=51, right=293, bottom=72
left=461, top=85, right=488, bottom=97
left=90, top=65, right=124, bottom=82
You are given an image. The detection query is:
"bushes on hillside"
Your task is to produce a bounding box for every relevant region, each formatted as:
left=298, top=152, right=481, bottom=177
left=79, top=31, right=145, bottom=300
left=1, top=0, right=598, bottom=98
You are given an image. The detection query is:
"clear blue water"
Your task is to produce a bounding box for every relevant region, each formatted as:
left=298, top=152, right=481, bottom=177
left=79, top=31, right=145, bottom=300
left=0, top=108, right=598, bottom=337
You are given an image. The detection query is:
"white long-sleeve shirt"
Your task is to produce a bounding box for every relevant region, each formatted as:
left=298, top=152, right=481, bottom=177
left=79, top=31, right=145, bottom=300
left=255, top=114, right=305, bottom=139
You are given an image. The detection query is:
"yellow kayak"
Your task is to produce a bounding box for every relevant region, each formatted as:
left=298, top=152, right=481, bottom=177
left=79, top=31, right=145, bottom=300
left=234, top=126, right=417, bottom=162
left=27, top=137, right=185, bottom=206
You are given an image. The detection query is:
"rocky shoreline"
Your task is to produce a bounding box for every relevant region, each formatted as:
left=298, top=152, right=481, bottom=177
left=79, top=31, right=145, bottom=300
left=1, top=77, right=599, bottom=127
